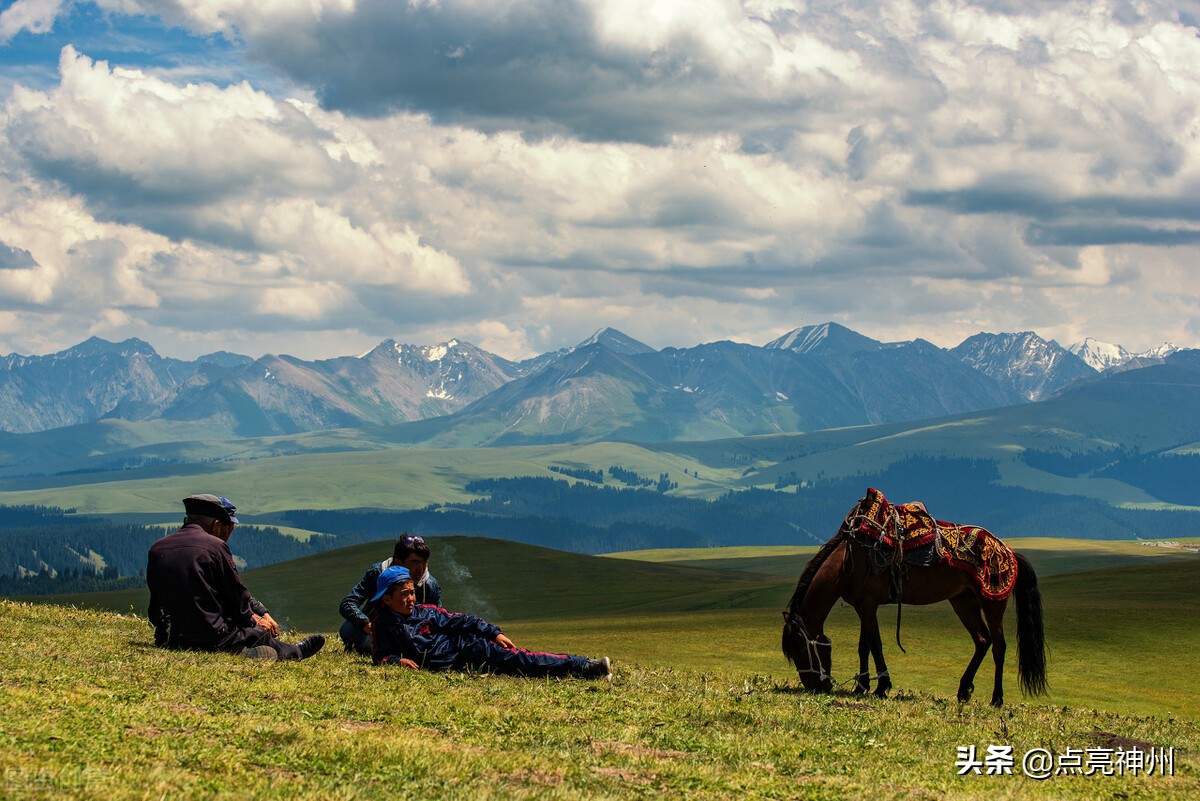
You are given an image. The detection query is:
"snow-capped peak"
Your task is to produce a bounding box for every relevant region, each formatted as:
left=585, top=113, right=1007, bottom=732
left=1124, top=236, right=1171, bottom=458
left=770, top=324, right=830, bottom=352
left=1139, top=342, right=1179, bottom=360
left=424, top=339, right=462, bottom=362
left=1068, top=338, right=1130, bottom=372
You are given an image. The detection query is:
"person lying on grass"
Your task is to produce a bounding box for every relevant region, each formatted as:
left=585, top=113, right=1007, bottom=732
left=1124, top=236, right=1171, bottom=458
left=369, top=565, right=612, bottom=680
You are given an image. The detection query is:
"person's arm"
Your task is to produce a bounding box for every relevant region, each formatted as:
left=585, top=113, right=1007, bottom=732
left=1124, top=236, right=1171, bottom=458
left=339, top=567, right=377, bottom=630
left=419, top=605, right=502, bottom=640
left=378, top=655, right=420, bottom=669
left=246, top=595, right=280, bottom=635
left=217, top=543, right=256, bottom=628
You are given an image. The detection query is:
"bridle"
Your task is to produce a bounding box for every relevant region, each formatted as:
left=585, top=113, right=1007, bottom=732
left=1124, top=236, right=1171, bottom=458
left=783, top=609, right=832, bottom=685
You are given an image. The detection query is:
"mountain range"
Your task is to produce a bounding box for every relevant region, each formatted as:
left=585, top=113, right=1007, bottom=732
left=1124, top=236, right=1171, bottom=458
left=0, top=324, right=1185, bottom=444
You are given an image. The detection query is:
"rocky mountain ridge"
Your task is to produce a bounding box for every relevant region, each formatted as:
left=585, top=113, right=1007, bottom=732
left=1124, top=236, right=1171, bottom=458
left=0, top=325, right=1186, bottom=439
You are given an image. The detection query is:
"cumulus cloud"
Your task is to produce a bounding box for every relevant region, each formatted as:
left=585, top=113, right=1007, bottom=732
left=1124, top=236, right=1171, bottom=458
left=0, top=0, right=67, bottom=44
left=0, top=1, right=1198, bottom=358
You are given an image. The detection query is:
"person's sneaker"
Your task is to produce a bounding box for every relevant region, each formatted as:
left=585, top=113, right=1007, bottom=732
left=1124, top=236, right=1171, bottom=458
left=297, top=634, right=326, bottom=660
left=583, top=656, right=612, bottom=681
left=241, top=645, right=278, bottom=662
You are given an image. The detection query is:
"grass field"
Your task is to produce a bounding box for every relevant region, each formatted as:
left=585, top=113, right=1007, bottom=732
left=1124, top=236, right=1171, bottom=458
left=2, top=595, right=1196, bottom=800
left=5, top=537, right=1200, bottom=798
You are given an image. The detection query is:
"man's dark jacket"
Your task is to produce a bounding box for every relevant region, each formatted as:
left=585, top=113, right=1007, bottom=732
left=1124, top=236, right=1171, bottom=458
left=146, top=523, right=266, bottom=650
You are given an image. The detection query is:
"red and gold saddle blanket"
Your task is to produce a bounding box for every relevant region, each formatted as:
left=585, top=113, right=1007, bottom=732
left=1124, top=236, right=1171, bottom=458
left=843, top=488, right=1018, bottom=600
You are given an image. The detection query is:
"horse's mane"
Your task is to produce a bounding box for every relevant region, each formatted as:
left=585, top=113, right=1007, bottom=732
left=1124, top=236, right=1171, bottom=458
left=784, top=528, right=847, bottom=615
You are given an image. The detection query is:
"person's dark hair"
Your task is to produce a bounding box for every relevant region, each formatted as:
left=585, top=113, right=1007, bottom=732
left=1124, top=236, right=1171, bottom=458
left=392, top=533, right=430, bottom=562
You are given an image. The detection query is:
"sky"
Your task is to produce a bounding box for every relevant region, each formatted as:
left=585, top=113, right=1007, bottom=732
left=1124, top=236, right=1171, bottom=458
left=0, top=0, right=1198, bottom=361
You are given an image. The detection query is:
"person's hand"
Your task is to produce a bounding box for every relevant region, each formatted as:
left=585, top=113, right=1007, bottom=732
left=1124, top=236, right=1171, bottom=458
left=253, top=613, right=280, bottom=636
left=400, top=658, right=419, bottom=670
left=494, top=634, right=515, bottom=649
left=363, top=622, right=372, bottom=635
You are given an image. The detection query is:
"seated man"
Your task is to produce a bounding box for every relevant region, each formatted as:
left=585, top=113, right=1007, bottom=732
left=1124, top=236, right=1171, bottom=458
left=370, top=566, right=611, bottom=680
left=338, top=533, right=442, bottom=654
left=146, top=494, right=325, bottom=662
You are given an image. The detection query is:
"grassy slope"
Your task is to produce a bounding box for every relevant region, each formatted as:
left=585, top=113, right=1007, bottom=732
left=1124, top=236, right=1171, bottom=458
left=610, top=538, right=1200, bottom=579
left=0, top=441, right=743, bottom=514
left=47, top=537, right=797, bottom=628
left=1, top=598, right=1197, bottom=801
left=33, top=537, right=1200, bottom=721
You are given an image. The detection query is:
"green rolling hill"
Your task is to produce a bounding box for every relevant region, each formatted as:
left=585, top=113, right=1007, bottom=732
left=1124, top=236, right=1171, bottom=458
left=47, top=536, right=799, bottom=631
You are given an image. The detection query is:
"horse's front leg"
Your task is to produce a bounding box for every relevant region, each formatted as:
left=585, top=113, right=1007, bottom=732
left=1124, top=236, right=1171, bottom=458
left=856, top=604, right=890, bottom=697
left=855, top=612, right=871, bottom=694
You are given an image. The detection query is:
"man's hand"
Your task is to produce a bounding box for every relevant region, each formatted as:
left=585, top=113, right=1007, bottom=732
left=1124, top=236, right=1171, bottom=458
left=363, top=622, right=373, bottom=635
left=399, top=658, right=419, bottom=670
left=494, top=634, right=516, bottom=649
left=253, top=613, right=280, bottom=636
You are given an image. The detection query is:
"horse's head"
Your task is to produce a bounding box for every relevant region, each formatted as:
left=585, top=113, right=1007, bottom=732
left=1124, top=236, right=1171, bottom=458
left=781, top=610, right=833, bottom=692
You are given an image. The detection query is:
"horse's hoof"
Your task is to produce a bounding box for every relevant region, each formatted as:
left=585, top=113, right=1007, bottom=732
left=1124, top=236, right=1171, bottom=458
left=957, top=684, right=974, bottom=703
left=875, top=679, right=892, bottom=698
left=990, top=697, right=1003, bottom=708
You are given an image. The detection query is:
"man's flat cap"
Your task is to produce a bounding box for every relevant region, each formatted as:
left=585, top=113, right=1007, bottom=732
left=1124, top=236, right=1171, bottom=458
left=182, top=494, right=239, bottom=524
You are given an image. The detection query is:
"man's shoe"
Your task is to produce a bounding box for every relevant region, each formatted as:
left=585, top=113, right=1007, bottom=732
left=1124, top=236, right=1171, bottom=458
left=297, top=634, right=326, bottom=659
left=241, top=645, right=278, bottom=662
left=583, top=656, right=612, bottom=680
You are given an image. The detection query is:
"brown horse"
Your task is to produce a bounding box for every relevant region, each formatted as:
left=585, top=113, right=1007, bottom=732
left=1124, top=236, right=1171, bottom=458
left=781, top=515, right=1047, bottom=707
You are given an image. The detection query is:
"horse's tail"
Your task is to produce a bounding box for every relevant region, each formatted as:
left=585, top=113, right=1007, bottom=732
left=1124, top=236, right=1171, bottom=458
left=782, top=531, right=845, bottom=671
left=1013, top=551, right=1048, bottom=697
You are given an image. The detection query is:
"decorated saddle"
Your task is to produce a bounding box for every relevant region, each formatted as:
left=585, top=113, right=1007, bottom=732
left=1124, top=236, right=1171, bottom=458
left=841, top=487, right=1018, bottom=600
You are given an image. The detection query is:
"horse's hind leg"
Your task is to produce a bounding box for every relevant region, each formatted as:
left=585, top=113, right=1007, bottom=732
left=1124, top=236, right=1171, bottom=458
left=983, top=600, right=1008, bottom=707
left=949, top=593, right=991, bottom=703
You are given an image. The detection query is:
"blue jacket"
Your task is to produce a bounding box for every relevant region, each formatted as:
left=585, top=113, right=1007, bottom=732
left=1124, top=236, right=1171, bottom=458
left=371, top=604, right=501, bottom=670
left=339, top=559, right=442, bottom=630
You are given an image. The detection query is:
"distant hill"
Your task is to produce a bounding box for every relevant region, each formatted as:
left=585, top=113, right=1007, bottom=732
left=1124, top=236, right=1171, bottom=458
left=41, top=536, right=799, bottom=630
left=1, top=352, right=1199, bottom=524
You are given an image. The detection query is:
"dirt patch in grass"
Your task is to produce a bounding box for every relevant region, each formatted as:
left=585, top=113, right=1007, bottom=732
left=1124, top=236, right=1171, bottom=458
left=336, top=720, right=384, bottom=732
left=592, top=766, right=654, bottom=785
left=503, top=768, right=564, bottom=786
left=591, top=740, right=689, bottom=761
left=1086, top=730, right=1158, bottom=751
